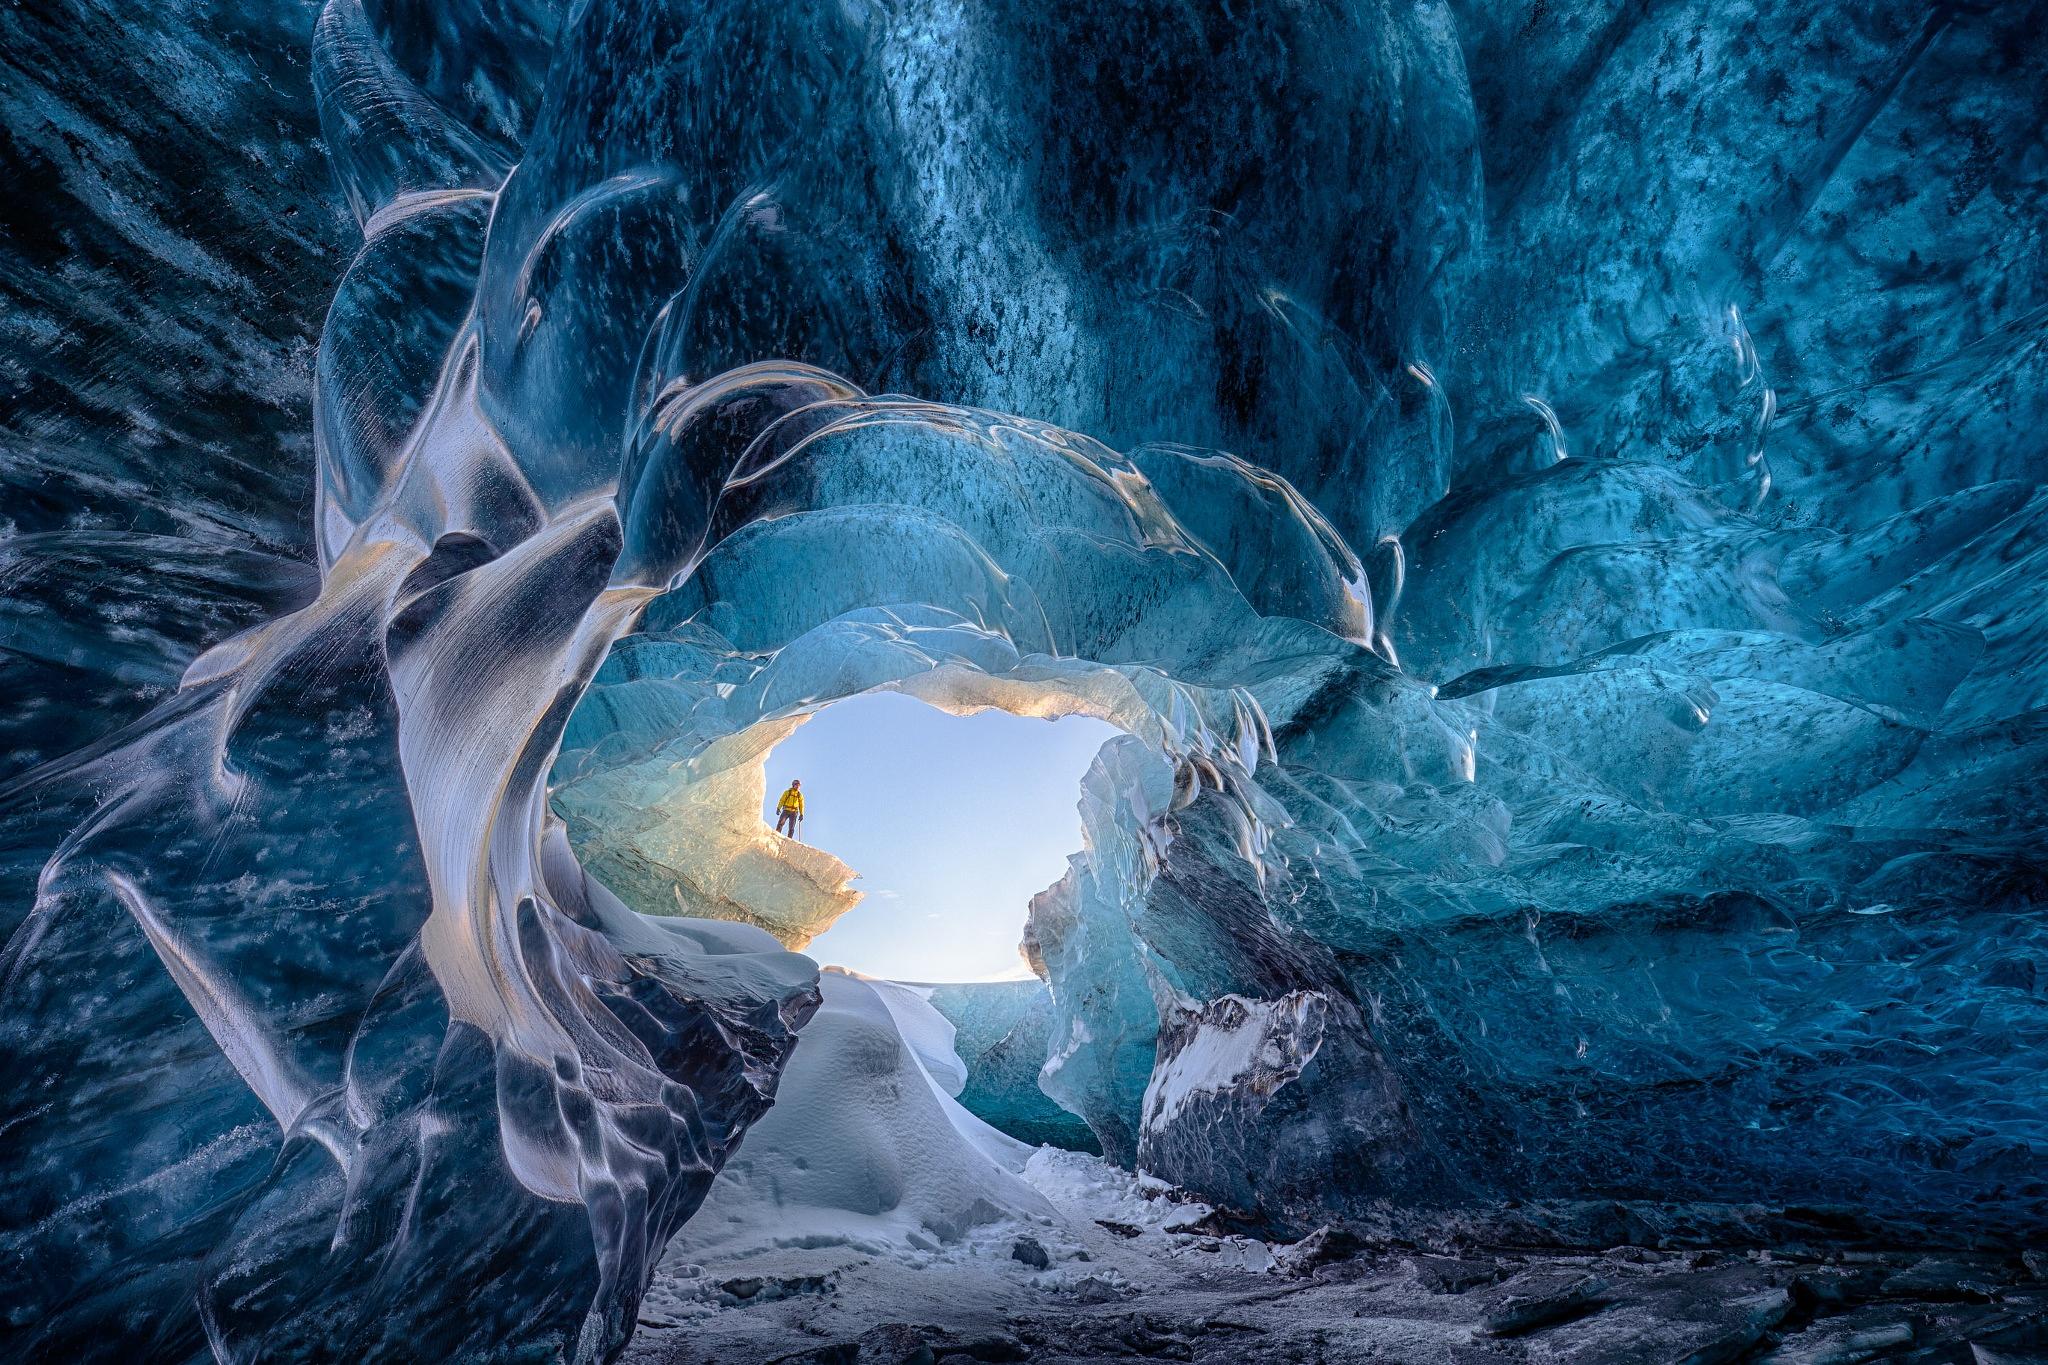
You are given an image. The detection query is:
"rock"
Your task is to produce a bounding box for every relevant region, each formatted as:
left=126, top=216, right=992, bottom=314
left=1011, top=1236, right=1051, bottom=1271
left=2023, top=1250, right=2048, bottom=1282
left=1974, top=1347, right=2043, bottom=1365
left=774, top=1325, right=967, bottom=1365
left=1481, top=1269, right=1611, bottom=1335
left=1789, top=1266, right=1889, bottom=1306
left=1113, top=1319, right=1194, bottom=1360
left=1525, top=1274, right=1792, bottom=1365
left=771, top=1346, right=861, bottom=1365
left=853, top=1323, right=943, bottom=1365
left=937, top=1332, right=1031, bottom=1362
left=1413, top=1256, right=1507, bottom=1295
left=1879, top=1257, right=2003, bottom=1301
left=720, top=1275, right=766, bottom=1301
left=1273, top=1225, right=1363, bottom=1277
left=714, top=1273, right=837, bottom=1306
left=1095, top=1220, right=1144, bottom=1239
left=1071, top=1274, right=1131, bottom=1305
left=1190, top=1317, right=1266, bottom=1335
left=1755, top=1312, right=1915, bottom=1365
left=1672, top=1289, right=1797, bottom=1365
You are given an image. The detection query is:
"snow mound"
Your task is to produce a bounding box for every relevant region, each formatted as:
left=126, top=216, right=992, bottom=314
left=665, top=970, right=1056, bottom=1262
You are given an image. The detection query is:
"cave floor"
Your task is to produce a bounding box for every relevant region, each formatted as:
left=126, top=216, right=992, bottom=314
left=623, top=1152, right=2048, bottom=1365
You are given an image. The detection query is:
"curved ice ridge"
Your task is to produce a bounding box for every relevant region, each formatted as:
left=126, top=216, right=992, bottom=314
left=2, top=0, right=2046, bottom=1359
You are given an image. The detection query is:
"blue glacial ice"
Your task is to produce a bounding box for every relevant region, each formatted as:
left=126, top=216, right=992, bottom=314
left=2, top=0, right=2047, bottom=1358
left=924, top=980, right=1102, bottom=1156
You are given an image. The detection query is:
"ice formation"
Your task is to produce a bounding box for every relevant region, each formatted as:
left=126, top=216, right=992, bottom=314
left=2, top=0, right=2045, bottom=1360
left=926, top=981, right=1101, bottom=1154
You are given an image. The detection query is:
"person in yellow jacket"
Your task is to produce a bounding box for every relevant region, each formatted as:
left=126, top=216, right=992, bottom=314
left=774, top=780, right=804, bottom=840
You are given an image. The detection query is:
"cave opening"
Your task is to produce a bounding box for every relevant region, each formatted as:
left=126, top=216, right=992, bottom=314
left=761, top=689, right=1121, bottom=984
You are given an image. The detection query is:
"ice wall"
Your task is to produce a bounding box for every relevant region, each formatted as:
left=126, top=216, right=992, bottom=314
left=2, top=3, right=825, bottom=1360
left=924, top=981, right=1102, bottom=1155
left=1, top=0, right=2045, bottom=1359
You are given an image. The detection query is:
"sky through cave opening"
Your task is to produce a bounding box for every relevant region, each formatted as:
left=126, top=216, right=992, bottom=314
left=762, top=690, right=1120, bottom=983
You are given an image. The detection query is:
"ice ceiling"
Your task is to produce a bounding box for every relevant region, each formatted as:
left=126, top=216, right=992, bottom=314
left=2, top=0, right=2045, bottom=1360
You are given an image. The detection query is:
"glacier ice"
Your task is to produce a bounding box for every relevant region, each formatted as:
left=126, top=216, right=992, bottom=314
left=925, top=981, right=1101, bottom=1155
left=3, top=0, right=2047, bottom=1358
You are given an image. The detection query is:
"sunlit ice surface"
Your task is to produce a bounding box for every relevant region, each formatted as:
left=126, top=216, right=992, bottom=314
left=763, top=691, right=1118, bottom=983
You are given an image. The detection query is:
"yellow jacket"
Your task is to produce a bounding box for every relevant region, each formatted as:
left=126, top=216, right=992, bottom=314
left=776, top=787, right=804, bottom=816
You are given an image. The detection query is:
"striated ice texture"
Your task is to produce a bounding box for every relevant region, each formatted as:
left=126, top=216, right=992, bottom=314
left=2, top=0, right=2046, bottom=1358
left=925, top=981, right=1102, bottom=1156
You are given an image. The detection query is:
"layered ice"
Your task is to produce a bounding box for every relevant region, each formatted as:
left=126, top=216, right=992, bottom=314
left=2, top=0, right=2047, bottom=1359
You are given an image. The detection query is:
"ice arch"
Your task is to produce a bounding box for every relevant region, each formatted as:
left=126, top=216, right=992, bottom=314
left=546, top=362, right=1414, bottom=1185
left=547, top=355, right=2048, bottom=1248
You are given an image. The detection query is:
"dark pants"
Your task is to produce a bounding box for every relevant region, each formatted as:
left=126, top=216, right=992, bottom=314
left=776, top=809, right=799, bottom=838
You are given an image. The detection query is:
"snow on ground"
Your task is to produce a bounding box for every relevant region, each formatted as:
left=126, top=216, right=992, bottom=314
left=624, top=970, right=2048, bottom=1365
left=655, top=968, right=1057, bottom=1264
left=627, top=1128, right=1298, bottom=1363
left=626, top=967, right=1287, bottom=1358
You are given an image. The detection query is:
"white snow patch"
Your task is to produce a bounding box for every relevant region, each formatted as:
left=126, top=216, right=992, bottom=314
left=1141, top=990, right=1327, bottom=1132
left=663, top=969, right=1053, bottom=1267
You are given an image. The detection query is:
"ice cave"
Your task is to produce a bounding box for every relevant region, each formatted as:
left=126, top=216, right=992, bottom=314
left=2, top=0, right=2046, bottom=1361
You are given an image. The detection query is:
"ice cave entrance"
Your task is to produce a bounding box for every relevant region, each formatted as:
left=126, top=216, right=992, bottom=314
left=763, top=690, right=1119, bottom=983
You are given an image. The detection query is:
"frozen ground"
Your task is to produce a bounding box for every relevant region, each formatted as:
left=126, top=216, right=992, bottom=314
left=625, top=973, right=2048, bottom=1365
left=626, top=1224, right=2048, bottom=1365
